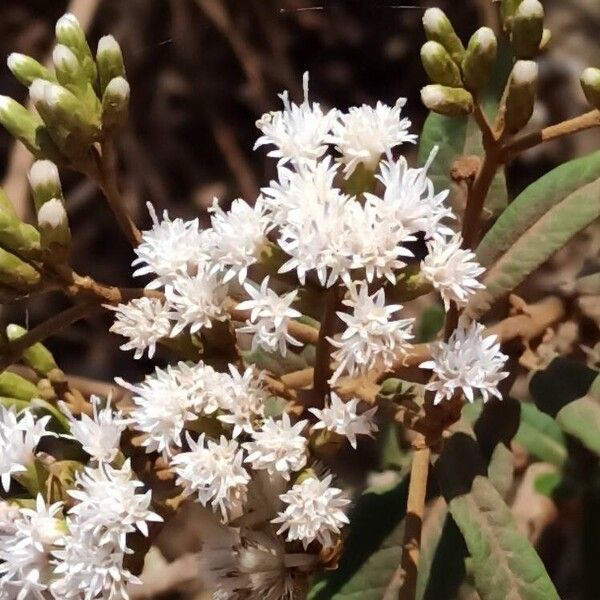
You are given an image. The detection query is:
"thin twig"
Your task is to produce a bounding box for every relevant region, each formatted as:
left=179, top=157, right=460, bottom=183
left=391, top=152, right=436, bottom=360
left=313, top=284, right=341, bottom=400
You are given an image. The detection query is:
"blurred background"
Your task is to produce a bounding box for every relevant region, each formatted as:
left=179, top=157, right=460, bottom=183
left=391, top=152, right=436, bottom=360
left=1, top=2, right=600, bottom=598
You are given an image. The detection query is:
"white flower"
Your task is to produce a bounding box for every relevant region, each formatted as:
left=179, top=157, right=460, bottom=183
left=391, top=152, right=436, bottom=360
left=117, top=364, right=203, bottom=455
left=237, top=277, right=302, bottom=356
left=421, top=233, right=485, bottom=309
left=106, top=296, right=173, bottom=359
left=132, top=202, right=209, bottom=288
left=0, top=495, right=64, bottom=599
left=166, top=266, right=229, bottom=336
left=328, top=99, right=417, bottom=177
left=200, top=525, right=299, bottom=600
left=243, top=413, right=308, bottom=480
left=68, top=460, right=162, bottom=551
left=420, top=321, right=509, bottom=404
left=365, top=148, right=454, bottom=240
left=0, top=407, right=55, bottom=492
left=0, top=501, right=19, bottom=535
left=51, top=520, right=140, bottom=600
left=171, top=433, right=250, bottom=521
left=254, top=72, right=337, bottom=165
left=272, top=475, right=350, bottom=549
left=208, top=197, right=272, bottom=284
left=217, top=366, right=267, bottom=438
left=329, top=283, right=414, bottom=382
left=309, top=393, right=378, bottom=449
left=60, top=395, right=128, bottom=463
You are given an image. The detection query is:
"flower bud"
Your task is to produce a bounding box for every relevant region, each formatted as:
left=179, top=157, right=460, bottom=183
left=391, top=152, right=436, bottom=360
left=501, top=0, right=523, bottom=31
left=55, top=13, right=96, bottom=83
left=28, top=160, right=63, bottom=211
left=0, top=247, right=41, bottom=291
left=6, top=324, right=59, bottom=376
left=101, top=76, right=130, bottom=130
left=539, top=28, right=552, bottom=52
left=422, top=8, right=465, bottom=64
left=420, top=41, right=462, bottom=87
left=0, top=189, right=41, bottom=254
left=462, top=27, right=498, bottom=91
left=0, top=372, right=39, bottom=402
left=0, top=95, right=45, bottom=155
left=505, top=60, right=538, bottom=133
left=52, top=44, right=85, bottom=88
left=7, top=53, right=54, bottom=87
left=96, top=35, right=126, bottom=94
left=421, top=85, right=474, bottom=117
left=511, top=0, right=544, bottom=59
left=37, top=198, right=71, bottom=258
left=581, top=68, right=600, bottom=109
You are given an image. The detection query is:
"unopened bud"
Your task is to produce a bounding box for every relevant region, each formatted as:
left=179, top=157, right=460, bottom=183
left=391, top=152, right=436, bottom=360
left=421, top=85, right=474, bottom=117
left=52, top=44, right=85, bottom=88
left=0, top=372, right=39, bottom=401
left=7, top=53, right=54, bottom=87
left=511, top=0, right=544, bottom=59
left=581, top=68, right=600, bottom=110
left=0, top=95, right=45, bottom=155
left=0, top=190, right=41, bottom=254
left=462, top=27, right=498, bottom=91
left=28, top=160, right=62, bottom=211
left=421, top=41, right=462, bottom=87
left=0, top=247, right=40, bottom=291
left=0, top=189, right=15, bottom=217
left=37, top=198, right=71, bottom=256
left=96, top=35, right=126, bottom=94
left=101, top=76, right=130, bottom=130
left=422, top=8, right=465, bottom=65
left=7, top=324, right=59, bottom=376
left=55, top=13, right=96, bottom=84
left=505, top=60, right=538, bottom=133
left=501, top=0, right=524, bottom=31
left=539, top=28, right=551, bottom=52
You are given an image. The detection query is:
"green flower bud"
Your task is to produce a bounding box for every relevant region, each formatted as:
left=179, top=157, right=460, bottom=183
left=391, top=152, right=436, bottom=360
left=505, top=60, right=538, bottom=133
left=511, top=0, right=544, bottom=59
left=101, top=76, right=130, bottom=130
left=37, top=198, right=71, bottom=258
left=0, top=372, right=39, bottom=401
left=0, top=188, right=16, bottom=217
left=53, top=44, right=86, bottom=88
left=0, top=194, right=41, bottom=254
left=501, top=0, right=524, bottom=31
left=28, top=160, right=63, bottom=211
left=0, top=247, right=41, bottom=291
left=422, top=8, right=465, bottom=65
left=420, top=41, right=462, bottom=87
left=7, top=53, right=55, bottom=87
left=421, top=85, right=474, bottom=117
left=0, top=95, right=45, bottom=155
left=462, top=27, right=498, bottom=91
left=6, top=324, right=58, bottom=376
left=55, top=13, right=97, bottom=84
left=581, top=67, right=600, bottom=110
left=96, top=35, right=126, bottom=94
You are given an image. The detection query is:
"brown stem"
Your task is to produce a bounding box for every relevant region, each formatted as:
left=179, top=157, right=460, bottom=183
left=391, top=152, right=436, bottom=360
left=0, top=300, right=100, bottom=371
left=398, top=441, right=430, bottom=600
left=501, top=109, right=600, bottom=162
left=313, top=284, right=341, bottom=401
left=96, top=142, right=142, bottom=247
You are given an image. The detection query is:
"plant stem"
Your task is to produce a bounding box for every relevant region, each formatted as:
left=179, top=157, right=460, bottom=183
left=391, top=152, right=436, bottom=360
left=96, top=142, right=142, bottom=247
left=501, top=109, right=600, bottom=162
left=398, top=440, right=430, bottom=600
left=313, top=284, right=341, bottom=401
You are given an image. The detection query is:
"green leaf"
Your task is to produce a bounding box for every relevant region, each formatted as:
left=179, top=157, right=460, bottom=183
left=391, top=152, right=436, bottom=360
left=514, top=402, right=567, bottom=468
left=308, top=475, right=409, bottom=600
left=555, top=390, right=600, bottom=455
left=471, top=152, right=600, bottom=314
left=416, top=304, right=445, bottom=343
left=419, top=98, right=507, bottom=217
left=435, top=432, right=559, bottom=600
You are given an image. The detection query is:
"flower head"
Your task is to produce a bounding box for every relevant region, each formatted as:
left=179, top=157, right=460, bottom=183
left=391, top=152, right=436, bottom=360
left=255, top=72, right=337, bottom=165
left=243, top=413, right=308, bottom=480
left=272, top=475, right=350, bottom=549
left=309, top=393, right=377, bottom=449
left=421, top=233, right=485, bottom=309
left=420, top=321, right=509, bottom=404
left=328, top=99, right=417, bottom=177
left=171, top=433, right=250, bottom=521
